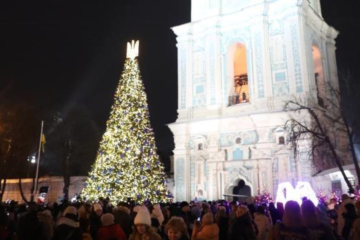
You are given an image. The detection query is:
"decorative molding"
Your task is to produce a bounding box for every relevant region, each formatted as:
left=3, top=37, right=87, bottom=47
left=291, top=24, right=304, bottom=93
left=219, top=131, right=258, bottom=147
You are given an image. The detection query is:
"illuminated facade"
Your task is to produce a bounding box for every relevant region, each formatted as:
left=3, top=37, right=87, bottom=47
left=168, top=0, right=344, bottom=201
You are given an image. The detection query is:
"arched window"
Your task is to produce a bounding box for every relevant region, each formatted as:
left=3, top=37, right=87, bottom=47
left=312, top=45, right=325, bottom=107
left=229, top=43, right=249, bottom=106
left=198, top=143, right=203, bottom=151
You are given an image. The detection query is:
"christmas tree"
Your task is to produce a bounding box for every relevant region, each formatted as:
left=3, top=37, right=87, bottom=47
left=81, top=40, right=168, bottom=203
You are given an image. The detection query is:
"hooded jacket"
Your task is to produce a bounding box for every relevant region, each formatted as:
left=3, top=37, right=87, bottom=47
left=53, top=214, right=82, bottom=240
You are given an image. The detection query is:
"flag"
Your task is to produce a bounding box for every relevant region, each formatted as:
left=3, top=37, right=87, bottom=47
left=41, top=134, right=46, bottom=152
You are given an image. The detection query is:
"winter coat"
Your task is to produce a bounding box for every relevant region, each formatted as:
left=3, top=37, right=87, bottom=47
left=266, top=223, right=309, bottom=240
left=254, top=213, right=271, bottom=240
left=193, top=224, right=219, bottom=240
left=0, top=226, right=16, bottom=240
left=113, top=207, right=131, bottom=238
left=342, top=208, right=357, bottom=240
left=89, top=213, right=102, bottom=240
left=96, top=224, right=126, bottom=240
left=38, top=211, right=54, bottom=240
left=350, top=218, right=360, bottom=240
left=306, top=223, right=336, bottom=240
left=18, top=212, right=42, bottom=240
left=128, top=226, right=161, bottom=240
left=53, top=216, right=83, bottom=240
left=217, top=216, right=229, bottom=240
left=228, top=213, right=256, bottom=240
left=338, top=199, right=354, bottom=235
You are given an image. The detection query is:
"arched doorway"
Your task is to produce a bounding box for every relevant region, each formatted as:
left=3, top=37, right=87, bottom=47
left=231, top=179, right=251, bottom=202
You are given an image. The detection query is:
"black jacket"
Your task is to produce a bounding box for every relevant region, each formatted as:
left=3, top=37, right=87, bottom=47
left=228, top=213, right=256, bottom=240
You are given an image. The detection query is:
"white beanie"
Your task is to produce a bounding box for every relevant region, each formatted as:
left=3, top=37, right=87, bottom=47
left=64, top=206, right=77, bottom=216
left=151, top=204, right=164, bottom=226
left=101, top=213, right=115, bottom=227
left=134, top=210, right=151, bottom=226
left=133, top=205, right=147, bottom=213
left=93, top=203, right=102, bottom=212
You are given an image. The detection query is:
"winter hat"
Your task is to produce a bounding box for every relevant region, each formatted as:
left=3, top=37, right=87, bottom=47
left=64, top=206, right=77, bottom=216
left=151, top=204, right=164, bottom=226
left=134, top=209, right=151, bottom=226
left=133, top=205, right=148, bottom=213
left=101, top=213, right=115, bottom=227
left=93, top=203, right=102, bottom=212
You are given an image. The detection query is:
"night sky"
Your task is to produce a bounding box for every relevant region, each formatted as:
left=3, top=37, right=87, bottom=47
left=0, top=0, right=359, bottom=152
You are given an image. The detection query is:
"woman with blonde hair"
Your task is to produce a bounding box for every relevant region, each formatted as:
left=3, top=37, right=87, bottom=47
left=192, top=212, right=219, bottom=240
left=129, top=210, right=161, bottom=240
left=164, top=217, right=189, bottom=240
left=266, top=201, right=309, bottom=240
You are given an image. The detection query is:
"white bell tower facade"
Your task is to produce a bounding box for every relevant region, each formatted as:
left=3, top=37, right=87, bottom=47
left=169, top=0, right=340, bottom=201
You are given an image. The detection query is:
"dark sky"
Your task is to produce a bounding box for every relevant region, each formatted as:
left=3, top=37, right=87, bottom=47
left=0, top=0, right=359, bottom=152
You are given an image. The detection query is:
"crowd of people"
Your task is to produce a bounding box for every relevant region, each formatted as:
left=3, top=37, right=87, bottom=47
left=1, top=194, right=360, bottom=240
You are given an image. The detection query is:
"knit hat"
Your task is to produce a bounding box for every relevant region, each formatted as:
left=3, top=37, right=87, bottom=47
left=93, top=203, right=102, bottom=212
left=64, top=206, right=77, bottom=216
left=101, top=213, right=115, bottom=227
left=134, top=209, right=151, bottom=226
left=151, top=204, right=164, bottom=226
left=133, top=205, right=147, bottom=213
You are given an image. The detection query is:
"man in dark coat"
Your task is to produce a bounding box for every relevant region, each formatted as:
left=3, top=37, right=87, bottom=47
left=18, top=202, right=43, bottom=240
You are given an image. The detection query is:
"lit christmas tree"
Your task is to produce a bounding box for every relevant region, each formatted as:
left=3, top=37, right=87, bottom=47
left=81, top=40, right=168, bottom=203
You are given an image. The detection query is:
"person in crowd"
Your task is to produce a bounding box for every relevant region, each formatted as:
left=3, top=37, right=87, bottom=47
left=350, top=200, right=360, bottom=240
left=338, top=194, right=354, bottom=235
left=301, top=200, right=336, bottom=240
left=164, top=217, right=189, bottom=240
left=79, top=217, right=92, bottom=240
left=228, top=205, right=256, bottom=240
left=316, top=203, right=331, bottom=228
left=97, top=213, right=126, bottom=240
left=114, top=202, right=132, bottom=238
left=192, top=212, right=219, bottom=240
left=53, top=206, right=82, bottom=240
left=90, top=203, right=103, bottom=240
left=254, top=206, right=271, bottom=240
left=150, top=204, right=164, bottom=234
left=229, top=201, right=238, bottom=223
left=215, top=206, right=228, bottom=240
left=78, top=203, right=92, bottom=220
left=129, top=209, right=161, bottom=240
left=268, top=203, right=280, bottom=225
left=179, top=202, right=192, bottom=237
left=38, top=209, right=54, bottom=240
left=327, top=198, right=339, bottom=232
left=0, top=206, right=17, bottom=240
left=18, top=202, right=43, bottom=240
left=342, top=203, right=357, bottom=240
left=266, top=201, right=308, bottom=240
left=276, top=203, right=284, bottom=222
